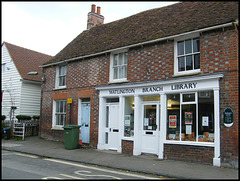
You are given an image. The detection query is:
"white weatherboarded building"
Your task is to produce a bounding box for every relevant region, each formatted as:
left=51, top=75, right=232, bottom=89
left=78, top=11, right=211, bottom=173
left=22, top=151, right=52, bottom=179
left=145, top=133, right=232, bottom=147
left=1, top=42, right=52, bottom=120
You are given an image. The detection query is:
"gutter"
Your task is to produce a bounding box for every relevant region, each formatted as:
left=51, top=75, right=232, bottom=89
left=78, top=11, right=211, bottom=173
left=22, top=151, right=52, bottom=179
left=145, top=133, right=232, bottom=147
left=20, top=79, right=42, bottom=85
left=40, top=22, right=234, bottom=68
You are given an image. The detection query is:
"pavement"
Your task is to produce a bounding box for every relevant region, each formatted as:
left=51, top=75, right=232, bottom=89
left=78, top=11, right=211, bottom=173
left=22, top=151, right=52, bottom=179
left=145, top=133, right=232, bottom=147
left=1, top=136, right=239, bottom=179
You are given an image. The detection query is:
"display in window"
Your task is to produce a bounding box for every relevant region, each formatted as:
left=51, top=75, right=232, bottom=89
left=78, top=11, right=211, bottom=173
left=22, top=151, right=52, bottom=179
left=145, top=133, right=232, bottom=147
left=184, top=112, right=193, bottom=124
left=125, top=115, right=131, bottom=126
left=124, top=96, right=134, bottom=137
left=186, top=125, right=192, bottom=134
left=169, top=115, right=177, bottom=128
left=202, top=116, right=209, bottom=127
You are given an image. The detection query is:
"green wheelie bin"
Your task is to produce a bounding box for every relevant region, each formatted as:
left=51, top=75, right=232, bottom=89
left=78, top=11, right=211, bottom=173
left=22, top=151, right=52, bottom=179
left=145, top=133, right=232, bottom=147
left=63, top=125, right=80, bottom=149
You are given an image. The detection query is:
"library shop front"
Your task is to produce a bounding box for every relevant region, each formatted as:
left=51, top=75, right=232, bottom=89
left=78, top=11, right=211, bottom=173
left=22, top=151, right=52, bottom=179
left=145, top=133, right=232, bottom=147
left=96, top=73, right=223, bottom=166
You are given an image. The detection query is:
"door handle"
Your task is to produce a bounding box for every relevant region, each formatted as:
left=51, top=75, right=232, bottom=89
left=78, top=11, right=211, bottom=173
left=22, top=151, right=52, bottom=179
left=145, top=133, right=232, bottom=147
left=110, top=128, right=111, bottom=132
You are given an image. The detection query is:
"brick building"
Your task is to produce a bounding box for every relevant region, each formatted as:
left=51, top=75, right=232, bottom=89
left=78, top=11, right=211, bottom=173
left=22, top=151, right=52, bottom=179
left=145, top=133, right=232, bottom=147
left=40, top=2, right=239, bottom=168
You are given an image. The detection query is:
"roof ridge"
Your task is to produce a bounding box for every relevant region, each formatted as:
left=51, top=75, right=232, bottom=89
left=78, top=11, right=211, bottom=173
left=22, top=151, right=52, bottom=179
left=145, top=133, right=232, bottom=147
left=3, top=41, right=53, bottom=57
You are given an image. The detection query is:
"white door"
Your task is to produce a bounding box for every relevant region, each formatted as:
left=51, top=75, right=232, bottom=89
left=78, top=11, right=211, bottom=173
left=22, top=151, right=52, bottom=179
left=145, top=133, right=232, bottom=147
left=141, top=103, right=160, bottom=154
left=80, top=102, right=90, bottom=143
left=106, top=103, right=119, bottom=150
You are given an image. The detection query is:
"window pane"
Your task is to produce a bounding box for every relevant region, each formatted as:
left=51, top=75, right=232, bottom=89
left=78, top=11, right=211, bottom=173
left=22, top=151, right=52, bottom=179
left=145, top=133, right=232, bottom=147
left=106, top=106, right=109, bottom=128
left=60, top=101, right=63, bottom=112
left=193, top=38, right=200, bottom=52
left=178, top=57, right=185, bottom=71
left=124, top=53, right=128, bottom=64
left=63, top=101, right=66, bottom=112
left=143, top=105, right=157, bottom=131
left=183, top=93, right=195, bottom=102
left=113, top=67, right=118, bottom=79
left=56, top=102, right=59, bottom=112
left=166, top=94, right=180, bottom=141
left=124, top=97, right=134, bottom=137
left=123, top=65, right=127, bottom=78
left=194, top=54, right=200, bottom=69
left=113, top=55, right=118, bottom=66
left=119, top=66, right=123, bottom=79
left=177, top=41, right=184, bottom=55
left=181, top=104, right=196, bottom=141
left=185, top=39, right=192, bottom=54
left=119, top=53, right=123, bottom=65
left=198, top=91, right=214, bottom=142
left=186, top=55, right=193, bottom=70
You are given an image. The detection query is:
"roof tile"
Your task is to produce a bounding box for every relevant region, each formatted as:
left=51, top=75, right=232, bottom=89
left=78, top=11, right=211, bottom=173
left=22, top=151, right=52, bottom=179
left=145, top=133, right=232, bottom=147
left=44, top=1, right=238, bottom=65
left=4, top=42, right=53, bottom=82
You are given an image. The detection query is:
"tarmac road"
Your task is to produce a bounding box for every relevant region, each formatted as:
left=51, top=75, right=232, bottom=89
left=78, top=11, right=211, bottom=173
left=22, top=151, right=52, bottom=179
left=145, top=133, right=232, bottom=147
left=2, top=150, right=169, bottom=180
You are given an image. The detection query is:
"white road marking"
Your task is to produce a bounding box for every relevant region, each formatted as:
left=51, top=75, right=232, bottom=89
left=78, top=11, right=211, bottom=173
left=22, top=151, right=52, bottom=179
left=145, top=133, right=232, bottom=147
left=59, top=174, right=85, bottom=180
left=44, top=158, right=161, bottom=179
left=42, top=176, right=63, bottom=179
left=74, top=170, right=122, bottom=179
left=14, top=152, right=39, bottom=159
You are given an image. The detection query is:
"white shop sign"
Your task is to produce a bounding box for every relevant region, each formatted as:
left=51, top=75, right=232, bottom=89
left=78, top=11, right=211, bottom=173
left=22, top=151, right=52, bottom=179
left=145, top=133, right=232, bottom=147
left=100, top=78, right=219, bottom=97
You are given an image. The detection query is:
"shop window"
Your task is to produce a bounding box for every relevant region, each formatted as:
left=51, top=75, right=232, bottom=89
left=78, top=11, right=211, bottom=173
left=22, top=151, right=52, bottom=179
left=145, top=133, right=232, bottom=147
left=198, top=91, right=214, bottom=142
left=167, top=94, right=180, bottom=140
left=166, top=91, right=214, bottom=143
left=106, top=98, right=119, bottom=103
left=181, top=104, right=196, bottom=141
left=124, top=97, right=134, bottom=137
left=143, top=95, right=160, bottom=102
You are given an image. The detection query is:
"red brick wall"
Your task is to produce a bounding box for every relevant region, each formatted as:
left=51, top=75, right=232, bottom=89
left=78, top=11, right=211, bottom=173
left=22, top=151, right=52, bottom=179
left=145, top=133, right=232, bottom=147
left=164, top=144, right=214, bottom=165
left=41, top=26, right=238, bottom=166
left=128, top=41, right=174, bottom=82
left=122, top=140, right=133, bottom=155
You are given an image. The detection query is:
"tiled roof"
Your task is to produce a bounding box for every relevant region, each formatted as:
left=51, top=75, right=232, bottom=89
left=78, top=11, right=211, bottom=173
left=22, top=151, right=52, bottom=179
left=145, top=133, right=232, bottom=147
left=4, top=42, right=53, bottom=82
left=44, top=1, right=238, bottom=65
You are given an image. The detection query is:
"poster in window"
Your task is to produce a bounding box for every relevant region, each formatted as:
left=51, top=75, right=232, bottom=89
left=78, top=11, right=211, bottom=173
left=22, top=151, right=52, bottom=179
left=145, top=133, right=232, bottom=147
left=169, top=115, right=177, bottom=128
left=144, top=118, right=149, bottom=126
left=202, top=116, right=209, bottom=127
left=125, top=115, right=131, bottom=126
left=185, top=112, right=193, bottom=124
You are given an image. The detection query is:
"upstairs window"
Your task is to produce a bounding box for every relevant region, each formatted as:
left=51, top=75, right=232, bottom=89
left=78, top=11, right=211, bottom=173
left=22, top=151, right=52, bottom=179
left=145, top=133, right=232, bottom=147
left=55, top=65, right=67, bottom=88
left=175, top=36, right=200, bottom=75
left=110, top=51, right=128, bottom=83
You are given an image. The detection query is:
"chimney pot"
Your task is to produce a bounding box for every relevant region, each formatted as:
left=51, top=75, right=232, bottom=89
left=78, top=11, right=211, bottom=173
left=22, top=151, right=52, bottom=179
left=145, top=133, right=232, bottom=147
left=91, top=4, right=96, bottom=13
left=97, top=6, right=101, bottom=15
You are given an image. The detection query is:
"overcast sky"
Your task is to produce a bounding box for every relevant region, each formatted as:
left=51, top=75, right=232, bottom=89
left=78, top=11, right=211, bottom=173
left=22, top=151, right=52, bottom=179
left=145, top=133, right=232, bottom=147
left=2, top=1, right=178, bottom=56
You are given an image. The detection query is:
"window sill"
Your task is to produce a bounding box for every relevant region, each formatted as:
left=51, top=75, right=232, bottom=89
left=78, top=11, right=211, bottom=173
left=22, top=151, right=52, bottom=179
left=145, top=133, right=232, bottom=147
left=164, top=140, right=214, bottom=147
left=53, top=86, right=67, bottom=91
left=108, top=79, right=129, bottom=84
left=51, top=127, right=64, bottom=131
left=122, top=137, right=134, bottom=141
left=173, top=70, right=202, bottom=78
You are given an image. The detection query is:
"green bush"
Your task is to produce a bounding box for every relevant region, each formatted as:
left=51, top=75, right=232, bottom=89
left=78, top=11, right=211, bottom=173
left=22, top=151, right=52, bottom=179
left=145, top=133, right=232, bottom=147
left=1, top=115, right=6, bottom=121
left=32, top=115, right=40, bottom=120
left=16, top=115, right=31, bottom=121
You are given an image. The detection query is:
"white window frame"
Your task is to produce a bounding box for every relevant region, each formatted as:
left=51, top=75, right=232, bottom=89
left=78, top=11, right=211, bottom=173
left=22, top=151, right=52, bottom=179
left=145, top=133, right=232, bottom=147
left=109, top=49, right=128, bottom=83
left=55, top=65, right=67, bottom=89
left=174, top=33, right=201, bottom=76
left=52, top=99, right=67, bottom=129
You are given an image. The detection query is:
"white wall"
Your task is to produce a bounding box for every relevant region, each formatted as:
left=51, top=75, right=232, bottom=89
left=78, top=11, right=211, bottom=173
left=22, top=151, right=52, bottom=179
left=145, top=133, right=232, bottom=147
left=1, top=44, right=21, bottom=120
left=20, top=81, right=41, bottom=116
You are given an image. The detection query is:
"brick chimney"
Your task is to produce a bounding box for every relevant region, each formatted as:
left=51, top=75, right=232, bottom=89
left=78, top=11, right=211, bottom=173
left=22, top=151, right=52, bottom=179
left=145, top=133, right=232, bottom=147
left=87, top=4, right=104, bottom=30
